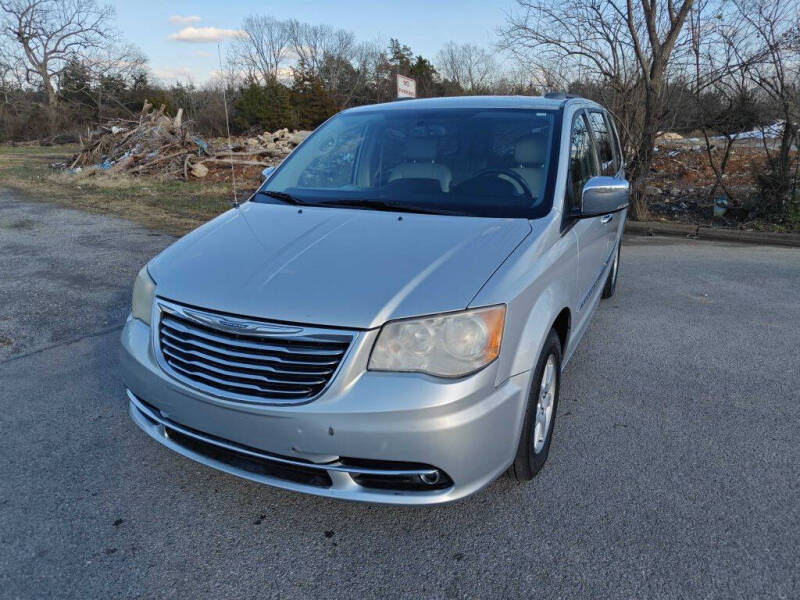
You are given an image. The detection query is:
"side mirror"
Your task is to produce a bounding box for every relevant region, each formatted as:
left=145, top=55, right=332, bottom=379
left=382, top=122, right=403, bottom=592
left=578, top=176, right=629, bottom=217
left=261, top=166, right=276, bottom=182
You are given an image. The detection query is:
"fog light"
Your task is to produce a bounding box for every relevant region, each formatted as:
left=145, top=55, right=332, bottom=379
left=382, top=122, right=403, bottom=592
left=419, top=471, right=441, bottom=486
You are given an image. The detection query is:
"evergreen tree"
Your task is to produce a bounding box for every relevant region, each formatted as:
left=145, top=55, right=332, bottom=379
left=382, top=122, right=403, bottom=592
left=234, top=82, right=296, bottom=132
left=291, top=65, right=337, bottom=129
left=58, top=59, right=93, bottom=108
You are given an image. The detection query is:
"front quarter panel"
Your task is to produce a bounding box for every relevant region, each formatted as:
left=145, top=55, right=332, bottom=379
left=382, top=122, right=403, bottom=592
left=470, top=214, right=577, bottom=385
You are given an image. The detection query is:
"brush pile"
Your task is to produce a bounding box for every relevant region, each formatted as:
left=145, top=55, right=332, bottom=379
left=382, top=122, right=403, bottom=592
left=70, top=102, right=311, bottom=180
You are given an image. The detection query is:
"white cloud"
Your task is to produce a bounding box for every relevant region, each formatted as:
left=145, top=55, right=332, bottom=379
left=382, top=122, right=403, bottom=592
left=208, top=66, right=294, bottom=85
left=169, top=26, right=246, bottom=43
left=169, top=15, right=202, bottom=25
left=276, top=67, right=294, bottom=83
left=152, top=66, right=196, bottom=82
left=209, top=68, right=247, bottom=81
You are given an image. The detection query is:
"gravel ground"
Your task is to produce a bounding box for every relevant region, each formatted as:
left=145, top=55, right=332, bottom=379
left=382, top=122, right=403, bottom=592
left=1, top=190, right=798, bottom=599
left=0, top=189, right=174, bottom=361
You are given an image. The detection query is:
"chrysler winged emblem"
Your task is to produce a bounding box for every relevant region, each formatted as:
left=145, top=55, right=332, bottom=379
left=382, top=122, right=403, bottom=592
left=170, top=304, right=305, bottom=337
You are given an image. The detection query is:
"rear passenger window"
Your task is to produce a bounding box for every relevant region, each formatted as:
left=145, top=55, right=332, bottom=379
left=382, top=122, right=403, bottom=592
left=568, top=113, right=598, bottom=210
left=588, top=111, right=617, bottom=175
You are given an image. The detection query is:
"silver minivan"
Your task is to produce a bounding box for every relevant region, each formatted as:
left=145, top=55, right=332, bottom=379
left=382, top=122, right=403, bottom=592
left=121, top=95, right=628, bottom=504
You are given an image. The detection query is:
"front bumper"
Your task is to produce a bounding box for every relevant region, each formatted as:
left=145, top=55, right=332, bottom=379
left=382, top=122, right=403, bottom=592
left=121, top=315, right=531, bottom=504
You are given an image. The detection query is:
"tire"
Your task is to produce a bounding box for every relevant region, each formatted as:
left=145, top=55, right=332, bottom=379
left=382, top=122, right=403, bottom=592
left=601, top=241, right=621, bottom=299
left=511, top=329, right=562, bottom=482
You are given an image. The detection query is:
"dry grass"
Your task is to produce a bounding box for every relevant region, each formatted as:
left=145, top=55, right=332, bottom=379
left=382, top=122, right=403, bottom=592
left=4, top=142, right=795, bottom=234
left=0, top=144, right=255, bottom=235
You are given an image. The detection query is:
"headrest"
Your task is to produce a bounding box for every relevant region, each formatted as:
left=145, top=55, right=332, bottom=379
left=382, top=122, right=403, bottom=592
left=514, top=134, right=547, bottom=166
left=406, top=137, right=437, bottom=162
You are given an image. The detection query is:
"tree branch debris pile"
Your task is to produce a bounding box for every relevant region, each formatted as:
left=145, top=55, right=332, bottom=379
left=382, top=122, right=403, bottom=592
left=69, top=102, right=311, bottom=179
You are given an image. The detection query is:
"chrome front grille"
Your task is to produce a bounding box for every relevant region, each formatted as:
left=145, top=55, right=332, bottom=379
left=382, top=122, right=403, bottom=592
left=155, top=300, right=353, bottom=403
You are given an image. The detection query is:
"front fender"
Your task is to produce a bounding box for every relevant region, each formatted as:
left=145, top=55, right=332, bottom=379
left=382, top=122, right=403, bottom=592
left=469, top=218, right=577, bottom=386
left=503, top=283, right=571, bottom=380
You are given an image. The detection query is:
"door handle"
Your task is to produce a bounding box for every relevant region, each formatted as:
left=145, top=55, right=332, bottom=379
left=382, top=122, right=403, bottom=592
left=600, top=214, right=614, bottom=224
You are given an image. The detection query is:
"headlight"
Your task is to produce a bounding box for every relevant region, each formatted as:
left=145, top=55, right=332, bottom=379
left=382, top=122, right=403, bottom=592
left=131, top=265, right=156, bottom=325
left=368, top=305, right=505, bottom=378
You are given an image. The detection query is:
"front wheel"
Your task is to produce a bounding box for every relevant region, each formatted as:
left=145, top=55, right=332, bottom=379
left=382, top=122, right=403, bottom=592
left=601, top=241, right=621, bottom=299
left=511, top=329, right=562, bottom=482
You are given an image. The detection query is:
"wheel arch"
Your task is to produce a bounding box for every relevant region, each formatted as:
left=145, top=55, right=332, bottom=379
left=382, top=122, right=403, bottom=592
left=551, top=307, right=571, bottom=354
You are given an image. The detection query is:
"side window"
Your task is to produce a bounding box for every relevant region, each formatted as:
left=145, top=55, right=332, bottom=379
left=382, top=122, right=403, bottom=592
left=568, top=113, right=598, bottom=210
left=587, top=111, right=616, bottom=176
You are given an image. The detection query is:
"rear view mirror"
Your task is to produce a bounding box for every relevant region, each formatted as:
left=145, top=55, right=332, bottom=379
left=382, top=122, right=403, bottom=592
left=578, top=176, right=629, bottom=217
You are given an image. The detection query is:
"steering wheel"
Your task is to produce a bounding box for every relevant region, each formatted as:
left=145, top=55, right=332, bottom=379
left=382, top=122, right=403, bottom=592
left=472, top=168, right=534, bottom=199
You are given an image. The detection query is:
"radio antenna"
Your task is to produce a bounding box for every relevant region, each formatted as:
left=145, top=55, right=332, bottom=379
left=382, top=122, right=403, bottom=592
left=217, top=43, right=238, bottom=208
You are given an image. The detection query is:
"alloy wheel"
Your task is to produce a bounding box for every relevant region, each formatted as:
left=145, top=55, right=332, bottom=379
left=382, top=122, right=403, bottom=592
left=533, top=355, right=557, bottom=454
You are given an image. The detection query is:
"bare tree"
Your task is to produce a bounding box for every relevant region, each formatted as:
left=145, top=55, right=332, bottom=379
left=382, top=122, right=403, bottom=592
left=490, top=65, right=539, bottom=95
left=316, top=39, right=381, bottom=108
left=0, top=44, right=26, bottom=140
left=436, top=42, right=497, bottom=92
left=687, top=0, right=747, bottom=203
left=731, top=0, right=799, bottom=214
left=285, top=20, right=357, bottom=75
left=285, top=20, right=383, bottom=110
left=230, top=15, right=292, bottom=84
left=83, top=42, right=147, bottom=119
left=499, top=0, right=696, bottom=220
left=0, top=0, right=115, bottom=133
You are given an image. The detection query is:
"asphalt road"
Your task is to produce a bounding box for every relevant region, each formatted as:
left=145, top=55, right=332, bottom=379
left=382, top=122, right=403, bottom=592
left=1, top=190, right=798, bottom=599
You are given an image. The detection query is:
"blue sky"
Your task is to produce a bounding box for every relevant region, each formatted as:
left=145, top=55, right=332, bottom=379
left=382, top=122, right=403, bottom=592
left=108, top=0, right=515, bottom=83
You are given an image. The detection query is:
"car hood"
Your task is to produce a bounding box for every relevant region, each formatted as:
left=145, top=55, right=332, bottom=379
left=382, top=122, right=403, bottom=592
left=149, top=202, right=531, bottom=329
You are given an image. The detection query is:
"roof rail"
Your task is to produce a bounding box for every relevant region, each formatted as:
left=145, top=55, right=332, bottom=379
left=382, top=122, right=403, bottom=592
left=544, top=92, right=581, bottom=100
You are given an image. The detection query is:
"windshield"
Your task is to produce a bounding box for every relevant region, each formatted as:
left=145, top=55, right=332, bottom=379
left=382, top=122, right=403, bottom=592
left=255, top=107, right=562, bottom=218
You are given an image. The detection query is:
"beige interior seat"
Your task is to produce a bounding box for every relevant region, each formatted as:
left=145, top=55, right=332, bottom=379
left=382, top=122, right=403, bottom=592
left=389, top=138, right=452, bottom=192
left=511, top=134, right=547, bottom=199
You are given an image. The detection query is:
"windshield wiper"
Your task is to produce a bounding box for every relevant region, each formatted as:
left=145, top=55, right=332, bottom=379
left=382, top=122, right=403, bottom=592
left=257, top=193, right=468, bottom=215
left=257, top=190, right=308, bottom=205
left=318, top=199, right=468, bottom=216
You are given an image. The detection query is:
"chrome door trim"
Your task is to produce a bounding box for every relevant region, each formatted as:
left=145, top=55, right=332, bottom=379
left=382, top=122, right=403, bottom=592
left=578, top=242, right=617, bottom=310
